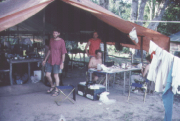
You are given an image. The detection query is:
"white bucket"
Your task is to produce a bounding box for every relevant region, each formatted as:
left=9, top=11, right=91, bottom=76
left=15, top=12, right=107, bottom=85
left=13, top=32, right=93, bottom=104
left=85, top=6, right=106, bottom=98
left=34, top=70, right=41, bottom=81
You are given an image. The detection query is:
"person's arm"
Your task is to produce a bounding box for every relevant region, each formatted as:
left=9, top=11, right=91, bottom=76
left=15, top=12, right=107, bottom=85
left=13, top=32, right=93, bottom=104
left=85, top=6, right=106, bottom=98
left=142, top=64, right=150, bottom=77
left=100, top=58, right=102, bottom=64
left=88, top=57, right=96, bottom=69
left=85, top=41, right=91, bottom=56
left=60, top=39, right=67, bottom=70
left=60, top=54, right=65, bottom=69
left=42, top=50, right=50, bottom=66
left=88, top=58, right=93, bottom=69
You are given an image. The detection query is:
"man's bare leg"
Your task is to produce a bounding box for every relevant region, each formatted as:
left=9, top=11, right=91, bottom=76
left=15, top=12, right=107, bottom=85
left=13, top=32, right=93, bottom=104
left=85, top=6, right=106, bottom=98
left=52, top=73, right=60, bottom=96
left=103, top=74, right=110, bottom=86
left=46, top=72, right=55, bottom=93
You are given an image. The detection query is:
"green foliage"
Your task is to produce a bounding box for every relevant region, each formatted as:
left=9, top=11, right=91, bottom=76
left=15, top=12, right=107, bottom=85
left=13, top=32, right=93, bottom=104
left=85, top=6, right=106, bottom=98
left=158, top=4, right=180, bottom=35
left=109, top=0, right=131, bottom=20
left=90, top=0, right=99, bottom=4
left=122, top=47, right=130, bottom=53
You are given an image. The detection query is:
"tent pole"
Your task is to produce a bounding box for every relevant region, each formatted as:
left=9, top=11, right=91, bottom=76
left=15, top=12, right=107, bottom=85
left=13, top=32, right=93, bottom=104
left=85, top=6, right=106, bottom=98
left=42, top=8, right=46, bottom=83
left=17, top=25, right=19, bottom=45
left=8, top=29, right=9, bottom=43
left=141, top=36, right=143, bottom=66
left=43, top=9, right=45, bottom=46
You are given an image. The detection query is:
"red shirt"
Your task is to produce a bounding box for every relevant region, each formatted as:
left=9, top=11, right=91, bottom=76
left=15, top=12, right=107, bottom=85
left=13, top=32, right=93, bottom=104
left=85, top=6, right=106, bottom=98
left=48, top=38, right=67, bottom=65
left=88, top=38, right=101, bottom=56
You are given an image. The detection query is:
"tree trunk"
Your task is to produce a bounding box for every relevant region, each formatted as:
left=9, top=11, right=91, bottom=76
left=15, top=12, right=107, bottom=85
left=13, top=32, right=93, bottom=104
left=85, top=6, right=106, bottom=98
left=131, top=0, right=139, bottom=23
left=99, top=0, right=109, bottom=10
left=148, top=0, right=170, bottom=30
left=137, top=0, right=148, bottom=26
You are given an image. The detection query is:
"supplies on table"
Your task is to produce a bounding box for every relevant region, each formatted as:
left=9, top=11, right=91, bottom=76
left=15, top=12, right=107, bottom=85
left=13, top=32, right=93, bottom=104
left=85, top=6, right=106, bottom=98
left=101, top=64, right=112, bottom=72
left=137, top=63, right=142, bottom=69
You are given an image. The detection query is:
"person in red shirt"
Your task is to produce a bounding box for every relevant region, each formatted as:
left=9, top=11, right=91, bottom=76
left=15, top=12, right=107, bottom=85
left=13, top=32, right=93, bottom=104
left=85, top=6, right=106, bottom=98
left=85, top=32, right=102, bottom=57
left=42, top=30, right=67, bottom=96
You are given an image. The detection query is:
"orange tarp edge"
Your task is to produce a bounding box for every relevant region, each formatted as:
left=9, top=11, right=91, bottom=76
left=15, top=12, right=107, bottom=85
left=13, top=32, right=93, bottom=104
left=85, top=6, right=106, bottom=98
left=62, top=0, right=170, bottom=52
left=0, top=0, right=54, bottom=32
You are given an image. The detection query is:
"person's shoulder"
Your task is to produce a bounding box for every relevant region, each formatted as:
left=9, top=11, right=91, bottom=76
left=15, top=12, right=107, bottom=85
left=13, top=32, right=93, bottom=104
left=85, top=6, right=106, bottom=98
left=97, top=38, right=101, bottom=41
left=89, top=38, right=93, bottom=41
left=90, top=56, right=96, bottom=61
left=60, top=38, right=64, bottom=41
left=56, top=38, right=65, bottom=42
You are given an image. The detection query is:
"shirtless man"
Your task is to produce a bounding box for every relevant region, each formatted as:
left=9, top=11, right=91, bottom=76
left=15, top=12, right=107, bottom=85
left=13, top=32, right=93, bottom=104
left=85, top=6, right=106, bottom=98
left=131, top=55, right=151, bottom=92
left=88, top=49, right=102, bottom=81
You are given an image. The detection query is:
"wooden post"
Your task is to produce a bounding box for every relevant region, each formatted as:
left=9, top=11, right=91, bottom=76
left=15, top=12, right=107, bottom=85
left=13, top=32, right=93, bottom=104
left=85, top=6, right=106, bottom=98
left=42, top=8, right=46, bottom=83
left=17, top=25, right=19, bottom=44
left=9, top=60, right=13, bottom=85
left=141, top=36, right=143, bottom=65
left=8, top=29, right=9, bottom=42
left=102, top=41, right=106, bottom=64
left=28, top=63, right=30, bottom=82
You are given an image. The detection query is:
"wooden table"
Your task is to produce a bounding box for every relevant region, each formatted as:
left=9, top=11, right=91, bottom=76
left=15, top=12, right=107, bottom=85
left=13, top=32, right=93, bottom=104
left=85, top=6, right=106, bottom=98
left=9, top=58, right=44, bottom=85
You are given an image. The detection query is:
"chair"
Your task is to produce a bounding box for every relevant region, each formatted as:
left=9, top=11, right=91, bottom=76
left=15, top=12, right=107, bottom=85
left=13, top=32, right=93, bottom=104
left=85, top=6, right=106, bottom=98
left=55, top=85, right=76, bottom=106
left=127, top=78, right=149, bottom=103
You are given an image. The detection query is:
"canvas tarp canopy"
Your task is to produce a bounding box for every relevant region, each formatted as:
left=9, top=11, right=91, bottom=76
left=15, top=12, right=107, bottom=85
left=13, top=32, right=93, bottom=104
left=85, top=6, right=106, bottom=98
left=0, top=0, right=170, bottom=52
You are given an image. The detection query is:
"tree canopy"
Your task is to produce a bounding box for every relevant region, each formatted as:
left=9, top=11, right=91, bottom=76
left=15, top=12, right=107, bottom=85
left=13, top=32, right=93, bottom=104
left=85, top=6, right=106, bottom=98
left=90, top=0, right=180, bottom=36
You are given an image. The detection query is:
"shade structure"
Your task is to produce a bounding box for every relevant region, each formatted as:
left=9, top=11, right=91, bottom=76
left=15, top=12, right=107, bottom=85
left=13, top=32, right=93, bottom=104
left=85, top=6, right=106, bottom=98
left=0, top=0, right=170, bottom=52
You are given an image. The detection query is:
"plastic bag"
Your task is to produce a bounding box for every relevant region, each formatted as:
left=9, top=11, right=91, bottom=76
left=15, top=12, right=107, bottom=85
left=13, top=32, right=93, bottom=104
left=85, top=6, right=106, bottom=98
left=99, top=92, right=116, bottom=105
left=59, top=114, right=66, bottom=121
left=129, top=27, right=138, bottom=43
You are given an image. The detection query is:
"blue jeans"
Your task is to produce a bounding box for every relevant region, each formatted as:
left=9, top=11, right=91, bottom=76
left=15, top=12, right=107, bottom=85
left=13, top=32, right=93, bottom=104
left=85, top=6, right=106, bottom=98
left=162, top=62, right=174, bottom=121
left=46, top=62, right=61, bottom=74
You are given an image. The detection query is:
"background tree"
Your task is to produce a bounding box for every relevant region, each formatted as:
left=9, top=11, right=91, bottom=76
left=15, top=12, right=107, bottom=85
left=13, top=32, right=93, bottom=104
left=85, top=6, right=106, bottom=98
left=90, top=0, right=180, bottom=35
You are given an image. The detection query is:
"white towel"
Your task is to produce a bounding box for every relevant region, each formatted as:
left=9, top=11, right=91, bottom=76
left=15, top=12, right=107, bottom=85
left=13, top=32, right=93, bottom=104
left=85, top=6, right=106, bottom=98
left=172, top=56, right=180, bottom=94
left=149, top=40, right=158, bottom=55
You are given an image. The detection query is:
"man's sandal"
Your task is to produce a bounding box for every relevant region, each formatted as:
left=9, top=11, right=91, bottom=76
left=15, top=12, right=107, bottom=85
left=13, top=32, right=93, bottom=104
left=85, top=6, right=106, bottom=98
left=47, top=86, right=55, bottom=93
left=52, top=90, right=59, bottom=97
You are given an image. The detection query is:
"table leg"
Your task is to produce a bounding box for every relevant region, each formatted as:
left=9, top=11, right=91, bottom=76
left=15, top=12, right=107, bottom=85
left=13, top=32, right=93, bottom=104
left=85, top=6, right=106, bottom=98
left=83, top=53, right=85, bottom=67
left=106, top=74, right=108, bottom=91
left=90, top=72, right=92, bottom=81
left=42, top=65, right=44, bottom=83
left=113, top=73, right=115, bottom=88
left=28, top=63, right=30, bottom=81
left=123, top=72, right=126, bottom=94
left=10, top=62, right=13, bottom=85
left=129, top=71, right=131, bottom=90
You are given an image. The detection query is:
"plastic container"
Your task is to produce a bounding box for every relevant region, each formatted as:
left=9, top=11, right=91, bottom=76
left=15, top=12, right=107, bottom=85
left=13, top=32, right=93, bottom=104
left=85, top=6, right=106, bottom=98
left=34, top=70, right=41, bottom=81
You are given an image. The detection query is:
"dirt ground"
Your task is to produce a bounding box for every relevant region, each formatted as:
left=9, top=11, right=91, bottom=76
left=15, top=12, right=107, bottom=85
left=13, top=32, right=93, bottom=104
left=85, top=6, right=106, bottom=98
left=1, top=65, right=180, bottom=121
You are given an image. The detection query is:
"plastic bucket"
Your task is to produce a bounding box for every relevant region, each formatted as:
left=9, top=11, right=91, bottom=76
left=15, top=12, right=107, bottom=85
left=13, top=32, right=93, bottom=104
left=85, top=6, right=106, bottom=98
left=34, top=70, right=41, bottom=81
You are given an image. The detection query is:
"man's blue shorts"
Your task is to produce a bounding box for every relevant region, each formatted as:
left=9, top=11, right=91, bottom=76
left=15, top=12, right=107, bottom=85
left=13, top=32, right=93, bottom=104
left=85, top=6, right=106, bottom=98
left=46, top=62, right=62, bottom=74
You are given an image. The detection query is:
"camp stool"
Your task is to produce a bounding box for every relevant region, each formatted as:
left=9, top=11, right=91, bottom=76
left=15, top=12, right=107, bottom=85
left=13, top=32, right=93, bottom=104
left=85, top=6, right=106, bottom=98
left=127, top=79, right=149, bottom=103
left=55, top=85, right=76, bottom=106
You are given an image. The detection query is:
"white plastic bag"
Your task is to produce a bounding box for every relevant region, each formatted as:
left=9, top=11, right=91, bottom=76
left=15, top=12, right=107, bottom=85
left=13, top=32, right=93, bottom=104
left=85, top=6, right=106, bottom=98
left=59, top=114, right=66, bottom=121
left=129, top=27, right=138, bottom=43
left=99, top=92, right=116, bottom=105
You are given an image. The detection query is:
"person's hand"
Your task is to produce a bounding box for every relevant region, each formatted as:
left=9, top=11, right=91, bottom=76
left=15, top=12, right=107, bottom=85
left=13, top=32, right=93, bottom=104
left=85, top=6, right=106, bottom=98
left=42, top=60, right=46, bottom=66
left=86, top=52, right=89, bottom=57
left=60, top=63, right=64, bottom=69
